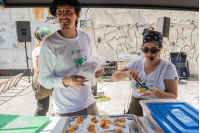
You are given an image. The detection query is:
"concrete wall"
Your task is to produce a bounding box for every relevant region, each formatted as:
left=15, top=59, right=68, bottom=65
left=0, top=7, right=61, bottom=75
left=0, top=7, right=199, bottom=75
left=85, top=9, right=199, bottom=74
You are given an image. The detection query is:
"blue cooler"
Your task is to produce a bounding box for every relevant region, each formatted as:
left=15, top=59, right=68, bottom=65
left=146, top=102, right=199, bottom=133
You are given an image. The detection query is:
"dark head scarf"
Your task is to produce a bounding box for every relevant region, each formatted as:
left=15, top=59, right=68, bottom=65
left=142, top=28, right=163, bottom=47
left=35, top=26, right=52, bottom=40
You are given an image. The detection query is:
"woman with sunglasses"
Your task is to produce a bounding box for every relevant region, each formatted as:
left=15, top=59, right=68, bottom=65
left=111, top=28, right=178, bottom=116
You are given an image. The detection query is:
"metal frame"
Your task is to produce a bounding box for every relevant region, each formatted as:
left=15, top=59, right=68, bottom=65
left=1, top=0, right=199, bottom=11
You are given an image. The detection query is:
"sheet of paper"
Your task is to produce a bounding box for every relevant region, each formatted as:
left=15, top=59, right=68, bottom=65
left=76, top=56, right=101, bottom=86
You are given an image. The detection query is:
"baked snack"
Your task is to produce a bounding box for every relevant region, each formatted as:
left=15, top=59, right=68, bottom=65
left=101, top=118, right=107, bottom=122
left=92, top=119, right=98, bottom=123
left=72, top=125, right=79, bottom=129
left=114, top=118, right=120, bottom=123
left=91, top=131, right=97, bottom=133
left=115, top=129, right=121, bottom=133
left=120, top=118, right=126, bottom=122
left=119, top=125, right=126, bottom=128
left=140, top=87, right=146, bottom=93
left=77, top=117, right=83, bottom=121
left=68, top=127, right=75, bottom=132
left=84, top=132, right=89, bottom=133
left=76, top=121, right=83, bottom=124
left=100, top=121, right=106, bottom=128
left=114, top=123, right=120, bottom=127
left=106, top=120, right=112, bottom=124
left=88, top=127, right=95, bottom=132
left=89, top=124, right=95, bottom=127
left=103, top=125, right=109, bottom=129
left=90, top=116, right=96, bottom=120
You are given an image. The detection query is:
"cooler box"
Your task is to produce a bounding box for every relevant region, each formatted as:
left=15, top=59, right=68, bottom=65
left=146, top=102, right=199, bottom=133
left=140, top=99, right=178, bottom=132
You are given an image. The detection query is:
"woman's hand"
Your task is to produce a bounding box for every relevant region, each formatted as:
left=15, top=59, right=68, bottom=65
left=141, top=87, right=158, bottom=96
left=127, top=70, right=139, bottom=81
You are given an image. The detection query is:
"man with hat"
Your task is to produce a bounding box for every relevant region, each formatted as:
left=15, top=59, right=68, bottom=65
left=38, top=0, right=104, bottom=116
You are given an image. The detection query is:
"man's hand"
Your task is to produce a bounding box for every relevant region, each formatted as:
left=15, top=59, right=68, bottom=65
left=95, top=66, right=105, bottom=79
left=63, top=75, right=88, bottom=88
left=127, top=70, right=139, bottom=81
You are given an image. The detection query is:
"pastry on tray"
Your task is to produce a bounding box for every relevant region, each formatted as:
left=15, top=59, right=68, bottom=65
left=89, top=124, right=95, bottom=127
left=114, top=123, right=120, bottom=127
left=77, top=117, right=84, bottom=121
left=100, top=121, right=110, bottom=129
left=115, top=129, right=121, bottom=133
left=92, top=119, right=98, bottom=123
left=72, top=125, right=79, bottom=130
left=91, top=116, right=96, bottom=120
left=100, top=121, right=106, bottom=128
left=88, top=127, right=95, bottom=132
left=119, top=118, right=126, bottom=123
left=119, top=125, right=126, bottom=128
left=106, top=119, right=112, bottom=124
left=76, top=121, right=83, bottom=124
left=102, top=125, right=109, bottom=129
left=90, top=116, right=99, bottom=123
left=68, top=127, right=75, bottom=132
left=114, top=118, right=120, bottom=123
left=101, top=118, right=107, bottom=122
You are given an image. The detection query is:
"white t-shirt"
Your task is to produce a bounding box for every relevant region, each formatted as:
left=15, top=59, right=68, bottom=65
left=126, top=57, right=178, bottom=99
left=38, top=29, right=95, bottom=114
left=32, top=47, right=40, bottom=68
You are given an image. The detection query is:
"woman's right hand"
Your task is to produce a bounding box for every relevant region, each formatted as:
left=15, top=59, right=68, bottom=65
left=127, top=70, right=139, bottom=81
left=62, top=75, right=88, bottom=88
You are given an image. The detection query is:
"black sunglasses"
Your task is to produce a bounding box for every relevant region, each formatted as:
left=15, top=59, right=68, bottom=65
left=141, top=47, right=160, bottom=54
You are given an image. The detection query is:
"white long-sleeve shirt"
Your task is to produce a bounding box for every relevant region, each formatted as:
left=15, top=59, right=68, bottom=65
left=38, top=29, right=95, bottom=114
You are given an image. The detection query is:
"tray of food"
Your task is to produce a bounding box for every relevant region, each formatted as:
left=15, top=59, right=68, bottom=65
left=61, top=114, right=147, bottom=133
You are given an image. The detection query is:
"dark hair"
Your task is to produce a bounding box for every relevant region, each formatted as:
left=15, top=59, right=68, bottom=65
left=54, top=2, right=80, bottom=27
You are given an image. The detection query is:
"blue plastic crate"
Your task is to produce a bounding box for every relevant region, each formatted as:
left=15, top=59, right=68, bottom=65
left=146, top=102, right=199, bottom=133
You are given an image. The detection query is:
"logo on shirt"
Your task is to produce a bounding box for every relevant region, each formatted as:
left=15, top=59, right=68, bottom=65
left=71, top=50, right=87, bottom=68
left=74, top=55, right=87, bottom=68
left=135, top=77, right=154, bottom=90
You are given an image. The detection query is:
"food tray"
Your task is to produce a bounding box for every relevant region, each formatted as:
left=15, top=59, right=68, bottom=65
left=61, top=114, right=147, bottom=133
